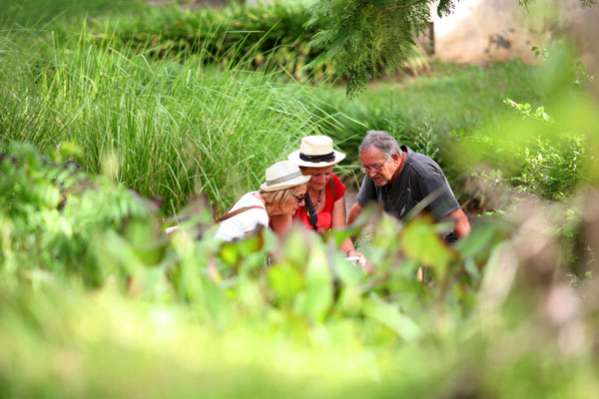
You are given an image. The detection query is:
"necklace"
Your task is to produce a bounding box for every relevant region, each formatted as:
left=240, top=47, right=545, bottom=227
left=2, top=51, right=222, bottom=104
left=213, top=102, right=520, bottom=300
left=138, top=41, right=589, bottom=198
left=309, top=189, right=325, bottom=211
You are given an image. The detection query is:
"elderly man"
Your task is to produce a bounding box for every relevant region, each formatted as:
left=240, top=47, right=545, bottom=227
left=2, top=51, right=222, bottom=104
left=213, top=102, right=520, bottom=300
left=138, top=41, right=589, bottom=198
left=348, top=130, right=471, bottom=240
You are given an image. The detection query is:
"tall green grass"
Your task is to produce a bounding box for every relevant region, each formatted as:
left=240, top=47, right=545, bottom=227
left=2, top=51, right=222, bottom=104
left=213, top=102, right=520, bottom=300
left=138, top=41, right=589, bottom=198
left=0, top=29, right=323, bottom=213
left=0, top=0, right=142, bottom=28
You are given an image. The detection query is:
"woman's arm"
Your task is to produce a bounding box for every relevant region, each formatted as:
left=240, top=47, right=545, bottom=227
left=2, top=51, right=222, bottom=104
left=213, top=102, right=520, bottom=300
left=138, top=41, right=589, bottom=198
left=333, top=198, right=357, bottom=254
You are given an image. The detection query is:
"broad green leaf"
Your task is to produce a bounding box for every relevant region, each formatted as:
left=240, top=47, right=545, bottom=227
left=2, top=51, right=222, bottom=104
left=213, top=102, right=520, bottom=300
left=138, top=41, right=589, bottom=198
left=294, top=244, right=333, bottom=323
left=456, top=224, right=496, bottom=259
left=371, top=214, right=402, bottom=252
left=400, top=218, right=454, bottom=279
left=199, top=275, right=230, bottom=326
left=363, top=294, right=422, bottom=343
left=336, top=286, right=363, bottom=316
left=283, top=228, right=312, bottom=266
left=333, top=251, right=365, bottom=287
left=464, top=258, right=481, bottom=281
left=267, top=261, right=304, bottom=307
left=324, top=225, right=361, bottom=248
left=237, top=276, right=264, bottom=313
left=237, top=232, right=265, bottom=256
left=219, top=242, right=240, bottom=266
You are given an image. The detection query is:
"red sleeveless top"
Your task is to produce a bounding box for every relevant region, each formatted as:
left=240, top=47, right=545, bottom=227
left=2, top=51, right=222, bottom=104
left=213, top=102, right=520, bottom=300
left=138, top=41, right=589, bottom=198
left=293, top=174, right=346, bottom=232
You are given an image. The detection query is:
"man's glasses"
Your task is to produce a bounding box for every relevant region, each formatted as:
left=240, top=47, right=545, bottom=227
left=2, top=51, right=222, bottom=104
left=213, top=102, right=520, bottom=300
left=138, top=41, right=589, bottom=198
left=360, top=159, right=387, bottom=173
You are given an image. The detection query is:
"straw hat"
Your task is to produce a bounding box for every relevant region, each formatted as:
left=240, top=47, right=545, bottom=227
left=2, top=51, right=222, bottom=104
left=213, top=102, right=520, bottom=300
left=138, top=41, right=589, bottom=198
left=288, top=135, right=346, bottom=168
left=260, top=160, right=311, bottom=192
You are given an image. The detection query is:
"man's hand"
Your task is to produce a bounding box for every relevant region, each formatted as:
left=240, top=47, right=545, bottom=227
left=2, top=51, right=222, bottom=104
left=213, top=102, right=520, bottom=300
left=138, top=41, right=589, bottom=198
left=447, top=208, right=471, bottom=238
left=346, top=249, right=373, bottom=273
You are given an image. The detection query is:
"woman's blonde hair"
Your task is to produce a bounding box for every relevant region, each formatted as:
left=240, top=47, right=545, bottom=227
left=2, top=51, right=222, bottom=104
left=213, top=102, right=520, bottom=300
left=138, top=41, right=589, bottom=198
left=260, top=185, right=304, bottom=214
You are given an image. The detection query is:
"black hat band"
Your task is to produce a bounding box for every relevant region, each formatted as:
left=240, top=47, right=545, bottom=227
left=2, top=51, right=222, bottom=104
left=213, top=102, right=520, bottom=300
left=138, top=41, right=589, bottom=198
left=299, top=152, right=335, bottom=163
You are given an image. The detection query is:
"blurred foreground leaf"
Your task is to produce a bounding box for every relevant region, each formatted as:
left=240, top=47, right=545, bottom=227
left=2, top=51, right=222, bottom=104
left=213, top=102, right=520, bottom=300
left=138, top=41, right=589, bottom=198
left=363, top=294, right=422, bottom=343
left=401, top=218, right=454, bottom=279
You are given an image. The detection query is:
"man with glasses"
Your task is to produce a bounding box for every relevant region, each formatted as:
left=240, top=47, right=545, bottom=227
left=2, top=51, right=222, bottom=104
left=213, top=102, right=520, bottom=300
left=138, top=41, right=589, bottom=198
left=348, top=130, right=471, bottom=241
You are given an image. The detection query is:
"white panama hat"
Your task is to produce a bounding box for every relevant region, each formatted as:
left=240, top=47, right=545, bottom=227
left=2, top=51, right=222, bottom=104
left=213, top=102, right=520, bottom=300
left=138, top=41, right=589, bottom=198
left=288, top=135, right=346, bottom=168
left=260, top=160, right=311, bottom=192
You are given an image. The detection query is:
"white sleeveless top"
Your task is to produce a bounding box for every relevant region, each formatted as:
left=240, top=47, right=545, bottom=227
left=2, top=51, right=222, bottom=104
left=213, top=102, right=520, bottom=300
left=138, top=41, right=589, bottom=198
left=215, top=192, right=268, bottom=242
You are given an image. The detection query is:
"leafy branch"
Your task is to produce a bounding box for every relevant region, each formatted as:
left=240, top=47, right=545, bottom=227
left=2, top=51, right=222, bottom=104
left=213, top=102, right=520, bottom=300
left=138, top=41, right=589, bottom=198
left=309, top=0, right=595, bottom=95
left=308, top=0, right=440, bottom=95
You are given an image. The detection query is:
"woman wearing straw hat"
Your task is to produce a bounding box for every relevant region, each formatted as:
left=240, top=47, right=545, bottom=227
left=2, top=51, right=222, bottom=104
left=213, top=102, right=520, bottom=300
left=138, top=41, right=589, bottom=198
left=289, top=136, right=367, bottom=266
left=216, top=160, right=310, bottom=242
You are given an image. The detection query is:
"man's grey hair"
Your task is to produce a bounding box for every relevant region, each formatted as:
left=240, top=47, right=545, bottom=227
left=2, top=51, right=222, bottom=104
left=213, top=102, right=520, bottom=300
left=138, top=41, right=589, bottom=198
left=359, top=130, right=401, bottom=157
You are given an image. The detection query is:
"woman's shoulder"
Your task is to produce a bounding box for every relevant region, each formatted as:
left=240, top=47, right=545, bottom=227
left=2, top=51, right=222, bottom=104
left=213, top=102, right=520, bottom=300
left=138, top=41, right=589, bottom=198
left=216, top=193, right=268, bottom=241
left=329, top=173, right=346, bottom=200
left=227, top=192, right=268, bottom=224
left=232, top=191, right=264, bottom=209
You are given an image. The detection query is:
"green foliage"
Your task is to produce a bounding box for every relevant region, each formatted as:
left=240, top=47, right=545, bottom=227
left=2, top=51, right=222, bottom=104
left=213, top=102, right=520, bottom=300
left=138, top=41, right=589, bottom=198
left=437, top=0, right=458, bottom=16
left=0, top=0, right=143, bottom=28
left=2, top=143, right=599, bottom=398
left=453, top=43, right=597, bottom=202
left=0, top=28, right=321, bottom=214
left=96, top=2, right=335, bottom=81
left=1, top=23, right=583, bottom=211
left=0, top=14, right=585, bottom=211
left=496, top=98, right=586, bottom=199
left=0, top=142, right=156, bottom=286
left=310, top=0, right=596, bottom=93
left=304, top=62, right=549, bottom=196
left=504, top=98, right=553, bottom=122
left=401, top=218, right=455, bottom=279
left=95, top=2, right=429, bottom=83
left=308, top=0, right=433, bottom=94
left=456, top=113, right=587, bottom=201
left=0, top=141, right=501, bottom=320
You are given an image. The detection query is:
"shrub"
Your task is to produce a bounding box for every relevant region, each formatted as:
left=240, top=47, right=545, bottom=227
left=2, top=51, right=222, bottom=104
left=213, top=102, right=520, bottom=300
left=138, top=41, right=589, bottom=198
left=93, top=2, right=427, bottom=82
left=0, top=142, right=156, bottom=286
left=94, top=3, right=335, bottom=80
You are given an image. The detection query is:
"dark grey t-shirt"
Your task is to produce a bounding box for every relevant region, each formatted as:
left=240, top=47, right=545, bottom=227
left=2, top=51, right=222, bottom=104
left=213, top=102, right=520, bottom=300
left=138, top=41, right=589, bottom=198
left=356, top=146, right=460, bottom=222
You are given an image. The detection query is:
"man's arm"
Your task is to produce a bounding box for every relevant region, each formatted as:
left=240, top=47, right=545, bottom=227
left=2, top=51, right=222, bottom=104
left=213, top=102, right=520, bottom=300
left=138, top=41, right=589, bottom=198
left=348, top=202, right=363, bottom=225
left=447, top=208, right=471, bottom=238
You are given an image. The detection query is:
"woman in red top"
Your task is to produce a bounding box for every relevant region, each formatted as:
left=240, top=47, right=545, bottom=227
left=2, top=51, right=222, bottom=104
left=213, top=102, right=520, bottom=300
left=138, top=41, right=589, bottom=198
left=289, top=135, right=367, bottom=267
